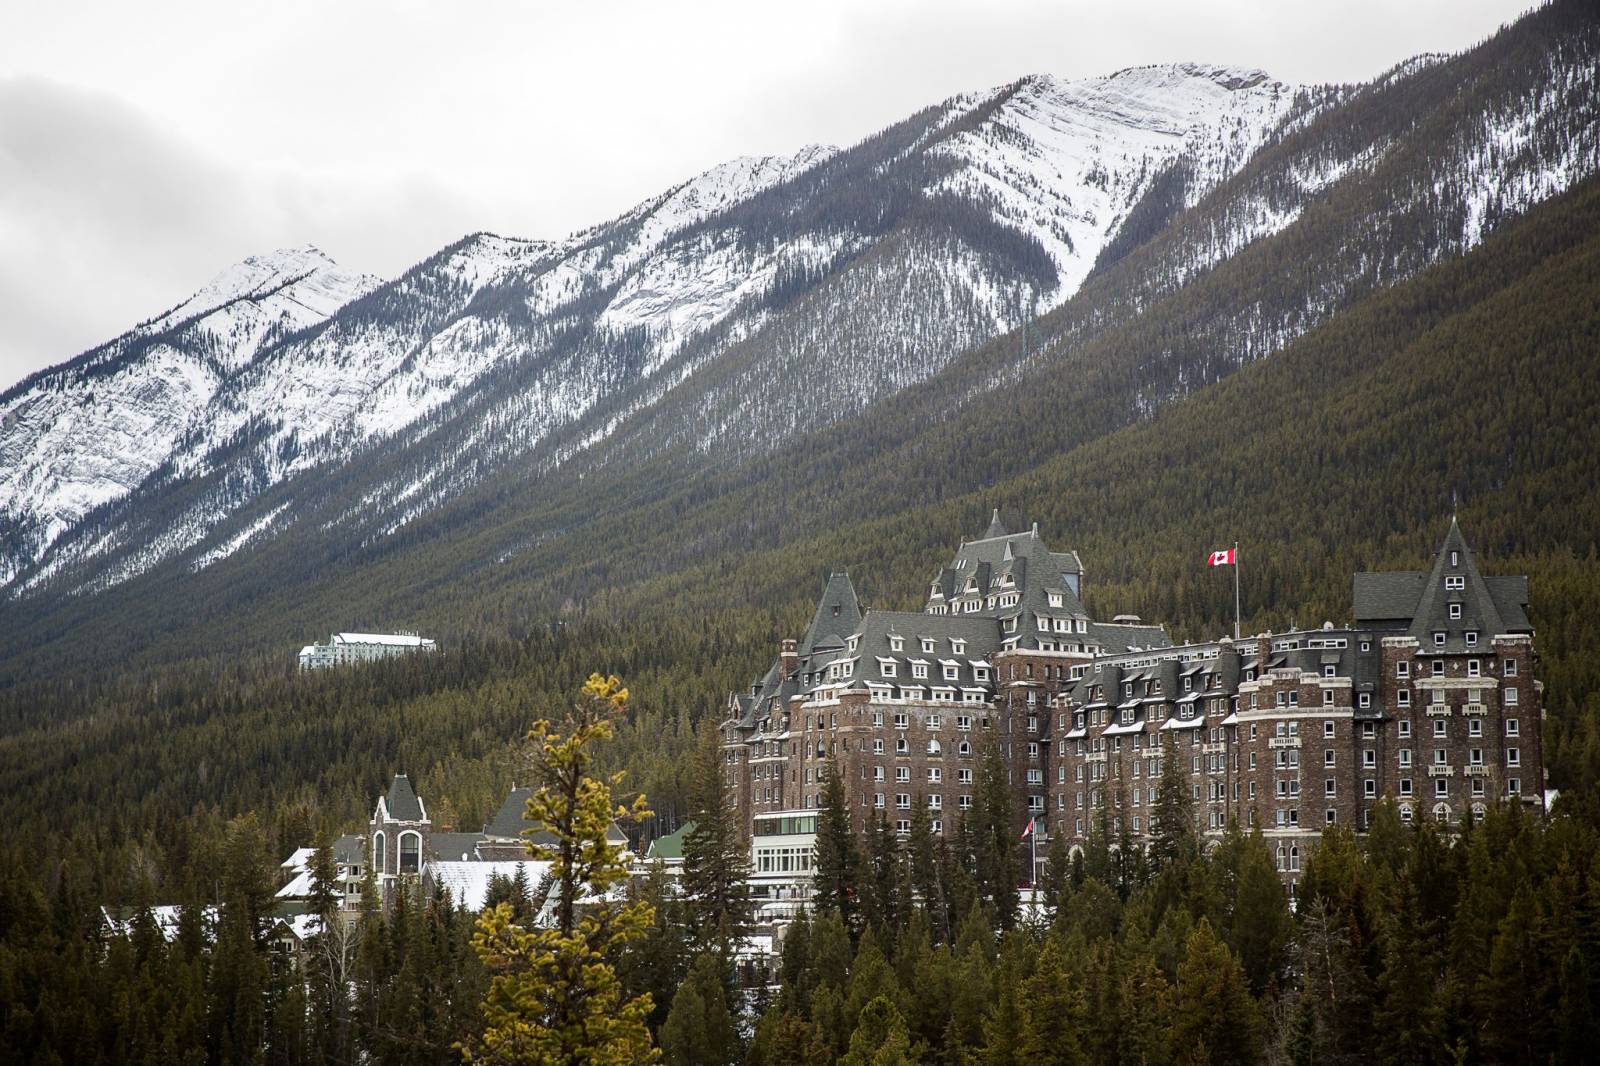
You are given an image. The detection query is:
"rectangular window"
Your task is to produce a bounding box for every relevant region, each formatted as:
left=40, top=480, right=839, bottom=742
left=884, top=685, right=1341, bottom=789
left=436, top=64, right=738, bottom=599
left=1365, top=779, right=1378, bottom=798
left=1504, top=659, right=1518, bottom=677
left=1399, top=720, right=1412, bottom=738
left=1507, top=748, right=1521, bottom=766
left=1507, top=719, right=1520, bottom=737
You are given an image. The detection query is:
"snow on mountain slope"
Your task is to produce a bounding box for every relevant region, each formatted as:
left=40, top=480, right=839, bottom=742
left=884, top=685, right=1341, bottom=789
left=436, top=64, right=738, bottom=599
left=21, top=19, right=1595, bottom=604
left=930, top=65, right=1298, bottom=301
left=0, top=246, right=380, bottom=586
left=0, top=68, right=1312, bottom=595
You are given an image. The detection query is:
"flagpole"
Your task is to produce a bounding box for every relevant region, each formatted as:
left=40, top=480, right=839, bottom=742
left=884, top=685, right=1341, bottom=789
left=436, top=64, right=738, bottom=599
left=1233, top=541, right=1241, bottom=641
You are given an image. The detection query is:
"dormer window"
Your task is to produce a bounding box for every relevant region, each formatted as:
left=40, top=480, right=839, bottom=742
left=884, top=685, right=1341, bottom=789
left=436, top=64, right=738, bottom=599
left=921, top=638, right=935, bottom=654
left=1450, top=550, right=1459, bottom=567
left=1446, top=576, right=1465, bottom=590
left=890, top=636, right=904, bottom=652
left=1048, top=592, right=1063, bottom=607
left=1465, top=631, right=1477, bottom=647
left=1434, top=632, right=1446, bottom=647
left=848, top=636, right=859, bottom=652
left=951, top=639, right=966, bottom=655
left=1449, top=604, right=1462, bottom=620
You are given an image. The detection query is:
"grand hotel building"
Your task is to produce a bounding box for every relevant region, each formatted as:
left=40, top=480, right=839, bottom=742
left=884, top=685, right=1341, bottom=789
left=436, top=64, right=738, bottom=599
left=721, top=513, right=1542, bottom=899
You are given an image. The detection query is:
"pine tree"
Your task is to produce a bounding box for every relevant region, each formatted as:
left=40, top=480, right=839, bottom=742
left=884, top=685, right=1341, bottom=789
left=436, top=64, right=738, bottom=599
left=813, top=758, right=862, bottom=930
left=863, top=813, right=902, bottom=936
left=974, top=741, right=1019, bottom=928
left=1228, top=827, right=1291, bottom=996
left=1150, top=735, right=1196, bottom=873
left=660, top=951, right=738, bottom=1066
left=840, top=995, right=919, bottom=1066
left=463, top=674, right=658, bottom=1065
left=1015, top=937, right=1088, bottom=1063
left=682, top=723, right=752, bottom=951
left=1172, top=918, right=1261, bottom=1065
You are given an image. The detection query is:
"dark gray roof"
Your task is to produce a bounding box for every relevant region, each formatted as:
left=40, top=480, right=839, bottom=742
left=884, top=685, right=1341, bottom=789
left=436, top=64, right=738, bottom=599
left=333, top=834, right=363, bottom=864
left=1352, top=571, right=1427, bottom=626
left=981, top=508, right=1008, bottom=540
left=1089, top=620, right=1172, bottom=654
left=1354, top=520, right=1531, bottom=649
left=384, top=774, right=426, bottom=822
left=484, top=787, right=536, bottom=840
left=825, top=610, right=1002, bottom=691
left=428, top=832, right=485, bottom=862
left=798, top=572, right=862, bottom=656
left=483, top=786, right=627, bottom=847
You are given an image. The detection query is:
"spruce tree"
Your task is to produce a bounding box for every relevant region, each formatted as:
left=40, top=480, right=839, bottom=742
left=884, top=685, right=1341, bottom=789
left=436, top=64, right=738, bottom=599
left=974, top=741, right=1019, bottom=928
left=1150, top=735, right=1197, bottom=872
left=1016, top=937, right=1088, bottom=1063
left=660, top=951, right=738, bottom=1066
left=841, top=995, right=919, bottom=1066
left=813, top=758, right=862, bottom=930
left=1172, top=919, right=1261, bottom=1065
left=682, top=723, right=752, bottom=951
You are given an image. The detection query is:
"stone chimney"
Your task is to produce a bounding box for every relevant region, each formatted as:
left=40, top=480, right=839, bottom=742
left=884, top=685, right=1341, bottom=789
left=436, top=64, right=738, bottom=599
left=780, top=638, right=799, bottom=679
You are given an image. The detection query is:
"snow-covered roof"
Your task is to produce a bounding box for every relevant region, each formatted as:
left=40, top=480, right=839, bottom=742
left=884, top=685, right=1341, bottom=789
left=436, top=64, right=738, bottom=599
left=280, top=847, right=316, bottom=871
left=102, top=904, right=218, bottom=942
left=430, top=860, right=551, bottom=912
left=334, top=632, right=434, bottom=648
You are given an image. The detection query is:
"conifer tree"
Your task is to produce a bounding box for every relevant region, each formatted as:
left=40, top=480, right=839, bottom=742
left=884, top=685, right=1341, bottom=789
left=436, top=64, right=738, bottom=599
left=974, top=741, right=1019, bottom=928
left=1150, top=735, right=1196, bottom=872
left=863, top=813, right=902, bottom=935
left=1228, top=827, right=1291, bottom=996
left=841, top=995, right=919, bottom=1066
left=660, top=951, right=738, bottom=1066
left=463, top=674, right=658, bottom=1065
left=682, top=723, right=751, bottom=951
left=1172, top=919, right=1261, bottom=1065
left=813, top=758, right=862, bottom=929
left=1016, top=937, right=1088, bottom=1064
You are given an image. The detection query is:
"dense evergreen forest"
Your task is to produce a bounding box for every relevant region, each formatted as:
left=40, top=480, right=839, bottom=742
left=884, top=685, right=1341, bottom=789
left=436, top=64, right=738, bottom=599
left=3, top=17, right=1600, bottom=1056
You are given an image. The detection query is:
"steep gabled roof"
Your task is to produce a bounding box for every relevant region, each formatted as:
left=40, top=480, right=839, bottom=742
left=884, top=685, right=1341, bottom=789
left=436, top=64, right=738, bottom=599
left=798, top=572, right=862, bottom=655
left=981, top=508, right=1008, bottom=540
left=1354, top=520, right=1531, bottom=646
left=384, top=774, right=427, bottom=822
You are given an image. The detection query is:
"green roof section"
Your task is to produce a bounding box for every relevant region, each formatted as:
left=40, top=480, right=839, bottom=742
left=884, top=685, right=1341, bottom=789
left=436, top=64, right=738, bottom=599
left=646, top=821, right=696, bottom=860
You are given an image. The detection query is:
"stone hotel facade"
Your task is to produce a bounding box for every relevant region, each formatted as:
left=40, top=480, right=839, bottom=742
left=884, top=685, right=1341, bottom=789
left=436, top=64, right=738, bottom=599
left=721, top=513, right=1542, bottom=895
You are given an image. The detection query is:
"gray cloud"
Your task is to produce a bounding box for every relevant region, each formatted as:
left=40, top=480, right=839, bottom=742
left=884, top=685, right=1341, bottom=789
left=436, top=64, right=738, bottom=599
left=0, top=0, right=1536, bottom=390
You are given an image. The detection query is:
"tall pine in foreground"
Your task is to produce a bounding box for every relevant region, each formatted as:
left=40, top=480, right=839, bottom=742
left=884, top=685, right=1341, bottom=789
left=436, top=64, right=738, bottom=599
left=682, top=723, right=752, bottom=951
left=813, top=757, right=862, bottom=931
left=462, top=674, right=658, bottom=1065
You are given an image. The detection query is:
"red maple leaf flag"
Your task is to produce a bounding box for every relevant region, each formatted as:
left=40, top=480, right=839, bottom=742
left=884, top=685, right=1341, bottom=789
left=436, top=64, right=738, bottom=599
left=1208, top=548, right=1237, bottom=567
left=1020, top=816, right=1035, bottom=840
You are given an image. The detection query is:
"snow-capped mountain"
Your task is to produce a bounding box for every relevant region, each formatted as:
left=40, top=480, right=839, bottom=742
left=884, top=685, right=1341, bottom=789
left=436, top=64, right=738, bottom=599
left=2, top=63, right=1305, bottom=595
left=3, top=0, right=1596, bottom=610
left=0, top=246, right=380, bottom=586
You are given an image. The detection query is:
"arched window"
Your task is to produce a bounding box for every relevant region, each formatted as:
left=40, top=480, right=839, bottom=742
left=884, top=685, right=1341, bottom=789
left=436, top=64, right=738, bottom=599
left=372, top=831, right=387, bottom=873
left=1433, top=803, right=1452, bottom=824
left=1275, top=845, right=1286, bottom=871
left=399, top=830, right=422, bottom=874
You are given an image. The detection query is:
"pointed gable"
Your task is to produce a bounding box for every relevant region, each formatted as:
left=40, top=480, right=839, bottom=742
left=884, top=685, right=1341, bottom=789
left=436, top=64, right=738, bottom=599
left=1408, top=518, right=1509, bottom=650
left=798, top=571, right=862, bottom=655
left=384, top=773, right=427, bottom=822
left=981, top=508, right=1008, bottom=540
left=1354, top=519, right=1531, bottom=647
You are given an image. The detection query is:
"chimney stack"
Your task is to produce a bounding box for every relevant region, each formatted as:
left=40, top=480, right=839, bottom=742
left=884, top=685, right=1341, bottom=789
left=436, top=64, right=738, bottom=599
left=780, top=638, right=799, bottom=679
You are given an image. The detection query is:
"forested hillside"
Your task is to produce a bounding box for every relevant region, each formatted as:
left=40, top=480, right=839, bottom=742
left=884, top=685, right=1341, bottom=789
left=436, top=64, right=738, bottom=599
left=4, top=163, right=1599, bottom=893
left=0, top=0, right=1594, bottom=676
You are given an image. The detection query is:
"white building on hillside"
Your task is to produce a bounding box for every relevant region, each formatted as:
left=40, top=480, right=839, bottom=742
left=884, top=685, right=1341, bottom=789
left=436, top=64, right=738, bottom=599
left=299, top=631, right=436, bottom=670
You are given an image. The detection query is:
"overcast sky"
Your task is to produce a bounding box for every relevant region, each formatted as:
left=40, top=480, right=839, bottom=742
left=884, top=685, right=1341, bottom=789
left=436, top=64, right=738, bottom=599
left=0, top=0, right=1535, bottom=390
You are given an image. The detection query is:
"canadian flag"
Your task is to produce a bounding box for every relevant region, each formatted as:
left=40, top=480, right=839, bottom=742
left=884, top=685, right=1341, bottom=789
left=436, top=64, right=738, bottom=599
left=1208, top=548, right=1237, bottom=567
left=1019, top=817, right=1036, bottom=840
